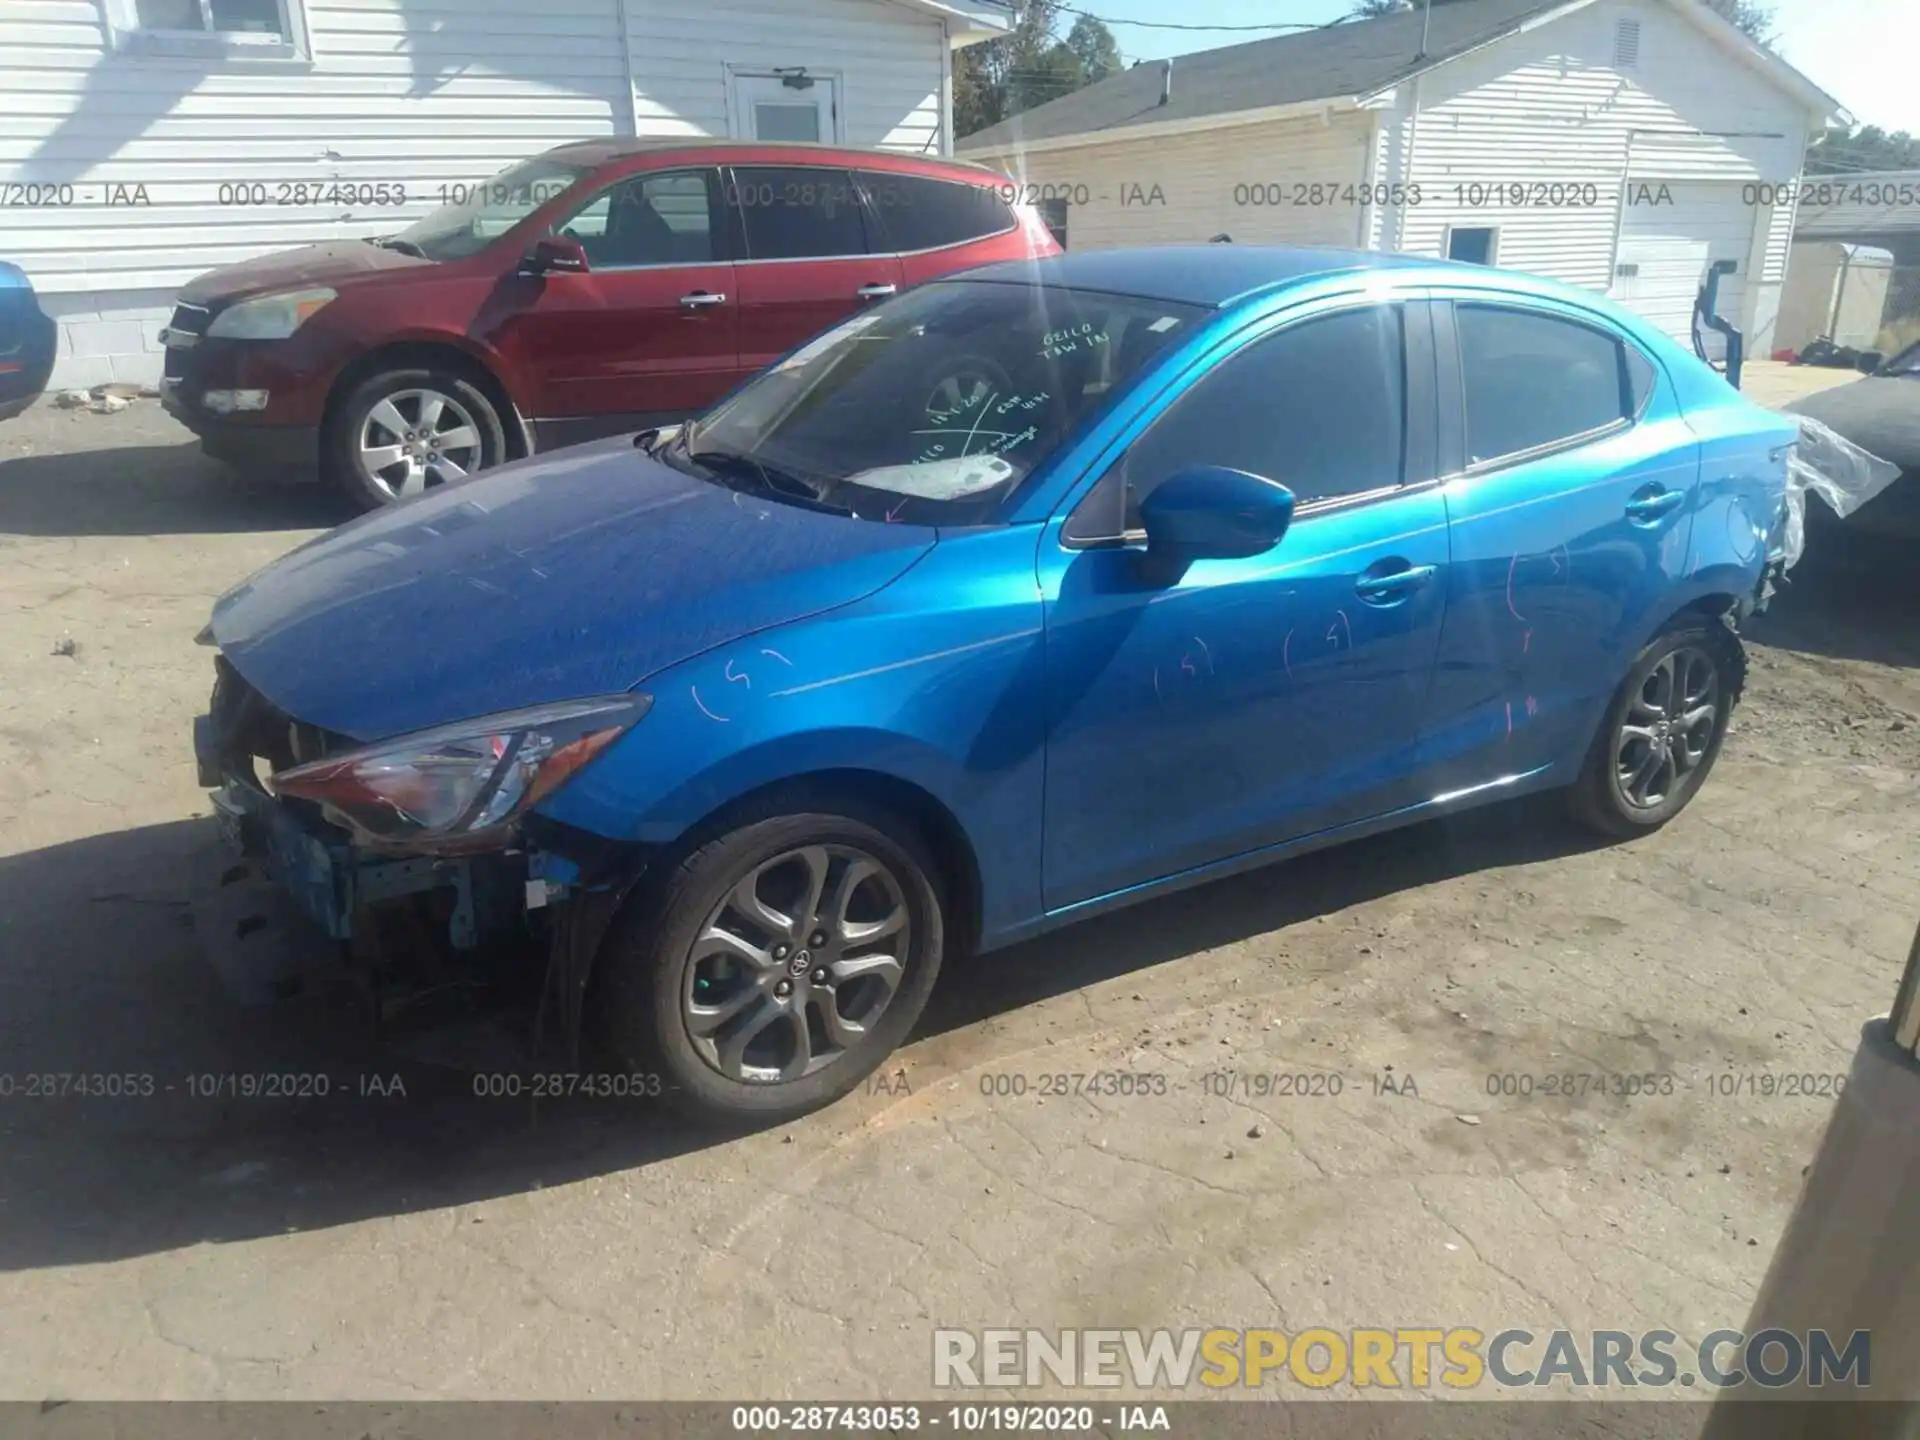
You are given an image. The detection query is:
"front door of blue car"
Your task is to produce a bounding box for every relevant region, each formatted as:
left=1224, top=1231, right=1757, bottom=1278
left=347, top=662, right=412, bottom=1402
left=1414, top=298, right=1701, bottom=796
left=1037, top=298, right=1452, bottom=913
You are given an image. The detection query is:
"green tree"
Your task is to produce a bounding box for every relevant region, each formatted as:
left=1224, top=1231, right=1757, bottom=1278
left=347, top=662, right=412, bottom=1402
left=1806, top=125, right=1920, bottom=176
left=1060, top=12, right=1123, bottom=85
left=954, top=1, right=1122, bottom=138
left=1701, top=0, right=1776, bottom=44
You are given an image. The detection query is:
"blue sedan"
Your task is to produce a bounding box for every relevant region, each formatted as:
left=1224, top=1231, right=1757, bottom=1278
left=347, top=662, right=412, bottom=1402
left=196, top=245, right=1796, bottom=1122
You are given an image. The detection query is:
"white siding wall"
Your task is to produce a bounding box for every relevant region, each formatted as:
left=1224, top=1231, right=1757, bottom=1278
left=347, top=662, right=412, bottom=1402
left=971, top=111, right=1375, bottom=251
left=1365, top=0, right=1812, bottom=348
left=1, top=0, right=629, bottom=298
left=625, top=0, right=947, bottom=154
left=0, top=0, right=954, bottom=388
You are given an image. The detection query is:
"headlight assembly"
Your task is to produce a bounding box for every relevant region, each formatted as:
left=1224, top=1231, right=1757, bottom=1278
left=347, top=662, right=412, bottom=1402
left=270, top=694, right=650, bottom=852
left=206, top=287, right=337, bottom=340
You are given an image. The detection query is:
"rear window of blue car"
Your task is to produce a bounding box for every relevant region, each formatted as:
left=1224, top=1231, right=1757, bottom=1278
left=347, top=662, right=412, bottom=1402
left=1457, top=306, right=1645, bottom=467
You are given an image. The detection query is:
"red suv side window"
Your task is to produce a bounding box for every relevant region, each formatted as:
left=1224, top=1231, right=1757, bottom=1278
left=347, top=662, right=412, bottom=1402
left=729, top=167, right=872, bottom=260
left=858, top=171, right=1017, bottom=254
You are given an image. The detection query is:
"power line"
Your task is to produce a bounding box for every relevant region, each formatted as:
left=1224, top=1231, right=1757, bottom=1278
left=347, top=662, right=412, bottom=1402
left=1062, top=7, right=1335, bottom=31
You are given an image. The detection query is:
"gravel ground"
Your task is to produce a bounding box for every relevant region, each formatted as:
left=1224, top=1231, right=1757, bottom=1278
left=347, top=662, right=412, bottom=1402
left=0, top=400, right=1915, bottom=1404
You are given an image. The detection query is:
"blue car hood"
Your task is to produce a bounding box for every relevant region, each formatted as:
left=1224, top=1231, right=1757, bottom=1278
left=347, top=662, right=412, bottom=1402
left=211, top=438, right=937, bottom=739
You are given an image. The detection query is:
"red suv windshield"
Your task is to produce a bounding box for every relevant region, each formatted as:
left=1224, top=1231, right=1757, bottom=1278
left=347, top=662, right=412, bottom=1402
left=388, top=157, right=591, bottom=262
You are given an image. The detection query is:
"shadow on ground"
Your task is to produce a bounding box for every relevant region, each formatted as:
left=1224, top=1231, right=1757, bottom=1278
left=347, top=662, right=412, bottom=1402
left=0, top=797, right=1601, bottom=1274
left=0, top=437, right=351, bottom=537
left=1747, top=524, right=1918, bottom=671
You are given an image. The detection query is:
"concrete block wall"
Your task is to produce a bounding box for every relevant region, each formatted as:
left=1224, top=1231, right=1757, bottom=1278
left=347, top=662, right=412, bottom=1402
left=42, top=290, right=174, bottom=392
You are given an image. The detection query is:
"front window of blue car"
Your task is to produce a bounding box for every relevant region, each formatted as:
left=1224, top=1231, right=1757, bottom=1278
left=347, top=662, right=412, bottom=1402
left=682, top=281, right=1205, bottom=522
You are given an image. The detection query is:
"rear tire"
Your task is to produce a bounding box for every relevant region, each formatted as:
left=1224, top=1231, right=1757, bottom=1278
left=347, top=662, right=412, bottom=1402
left=326, top=366, right=505, bottom=511
left=591, top=796, right=947, bottom=1126
left=1568, top=614, right=1746, bottom=838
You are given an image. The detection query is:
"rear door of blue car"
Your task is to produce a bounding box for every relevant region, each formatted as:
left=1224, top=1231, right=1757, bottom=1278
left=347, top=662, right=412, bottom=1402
left=1036, top=293, right=1453, bottom=912
left=1416, top=295, right=1700, bottom=795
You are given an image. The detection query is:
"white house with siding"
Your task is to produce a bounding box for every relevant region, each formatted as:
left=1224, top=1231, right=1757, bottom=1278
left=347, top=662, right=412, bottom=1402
left=959, top=0, right=1845, bottom=363
left=0, top=0, right=1011, bottom=390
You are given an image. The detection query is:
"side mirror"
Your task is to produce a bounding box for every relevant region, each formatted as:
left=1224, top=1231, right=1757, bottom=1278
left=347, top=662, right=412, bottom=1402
left=1137, top=465, right=1294, bottom=562
left=520, top=236, right=590, bottom=275
left=1857, top=350, right=1885, bottom=375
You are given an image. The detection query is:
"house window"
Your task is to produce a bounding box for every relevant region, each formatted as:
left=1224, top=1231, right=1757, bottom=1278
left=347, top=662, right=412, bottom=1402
left=109, top=0, right=308, bottom=57
left=1447, top=226, right=1499, bottom=266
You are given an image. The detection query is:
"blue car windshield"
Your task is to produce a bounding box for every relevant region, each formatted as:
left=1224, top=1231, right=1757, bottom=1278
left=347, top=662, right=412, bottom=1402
left=683, top=281, right=1206, bottom=524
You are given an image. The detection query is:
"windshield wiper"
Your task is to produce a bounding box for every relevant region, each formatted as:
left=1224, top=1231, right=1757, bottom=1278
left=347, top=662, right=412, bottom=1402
left=687, top=446, right=851, bottom=513
left=369, top=236, right=427, bottom=258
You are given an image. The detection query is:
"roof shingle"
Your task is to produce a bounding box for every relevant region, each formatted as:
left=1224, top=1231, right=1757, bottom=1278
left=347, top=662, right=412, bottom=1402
left=958, top=0, right=1569, bottom=151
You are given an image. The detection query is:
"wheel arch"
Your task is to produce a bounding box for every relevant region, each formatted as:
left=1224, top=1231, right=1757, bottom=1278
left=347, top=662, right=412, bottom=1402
left=1579, top=585, right=1751, bottom=772
left=668, top=768, right=986, bottom=961
left=320, top=336, right=531, bottom=461
left=1637, top=585, right=1750, bottom=655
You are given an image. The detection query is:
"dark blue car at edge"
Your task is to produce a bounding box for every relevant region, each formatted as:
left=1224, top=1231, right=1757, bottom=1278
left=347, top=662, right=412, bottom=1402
left=0, top=262, right=58, bottom=422
left=195, top=245, right=1797, bottom=1123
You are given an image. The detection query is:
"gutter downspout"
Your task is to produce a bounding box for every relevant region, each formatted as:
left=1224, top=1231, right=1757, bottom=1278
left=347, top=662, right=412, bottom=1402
left=615, top=0, right=640, bottom=136
left=939, top=18, right=955, bottom=155
left=1394, top=0, right=1433, bottom=254
left=1397, top=74, right=1424, bottom=254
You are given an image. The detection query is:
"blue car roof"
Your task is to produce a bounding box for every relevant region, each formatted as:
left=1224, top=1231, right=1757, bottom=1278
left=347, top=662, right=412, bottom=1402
left=955, top=244, right=1478, bottom=309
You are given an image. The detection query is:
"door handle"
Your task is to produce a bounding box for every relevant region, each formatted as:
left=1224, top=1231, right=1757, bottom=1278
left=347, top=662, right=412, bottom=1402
left=1354, top=564, right=1437, bottom=600
left=856, top=283, right=898, bottom=300
left=680, top=291, right=728, bottom=309
left=1625, top=488, right=1685, bottom=523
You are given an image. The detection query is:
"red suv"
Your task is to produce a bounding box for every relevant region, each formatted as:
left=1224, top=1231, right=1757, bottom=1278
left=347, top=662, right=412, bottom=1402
left=160, top=140, right=1057, bottom=509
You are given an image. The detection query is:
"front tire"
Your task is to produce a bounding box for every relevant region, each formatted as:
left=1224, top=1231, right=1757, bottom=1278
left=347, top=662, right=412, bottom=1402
left=326, top=366, right=506, bottom=511
left=592, top=798, right=947, bottom=1125
left=1568, top=615, right=1746, bottom=838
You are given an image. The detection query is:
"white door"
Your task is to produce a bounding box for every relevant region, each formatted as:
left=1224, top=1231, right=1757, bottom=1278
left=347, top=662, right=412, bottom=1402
left=730, top=72, right=840, bottom=143
left=1610, top=181, right=1755, bottom=362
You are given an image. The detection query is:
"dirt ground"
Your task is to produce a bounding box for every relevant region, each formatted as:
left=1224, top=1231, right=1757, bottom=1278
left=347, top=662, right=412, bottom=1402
left=0, top=397, right=1915, bottom=1403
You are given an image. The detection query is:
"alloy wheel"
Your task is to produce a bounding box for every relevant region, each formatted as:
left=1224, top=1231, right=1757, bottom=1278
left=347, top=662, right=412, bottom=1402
left=682, top=844, right=911, bottom=1084
left=356, top=387, right=484, bottom=499
left=1614, top=645, right=1719, bottom=810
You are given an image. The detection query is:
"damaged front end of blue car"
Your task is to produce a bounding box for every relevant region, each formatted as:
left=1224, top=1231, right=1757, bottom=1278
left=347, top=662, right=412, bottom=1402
left=202, top=647, right=640, bottom=900
left=189, top=646, right=656, bottom=1030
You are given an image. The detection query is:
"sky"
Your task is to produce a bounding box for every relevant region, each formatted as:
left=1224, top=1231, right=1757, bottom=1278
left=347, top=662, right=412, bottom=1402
left=1078, top=0, right=1918, bottom=134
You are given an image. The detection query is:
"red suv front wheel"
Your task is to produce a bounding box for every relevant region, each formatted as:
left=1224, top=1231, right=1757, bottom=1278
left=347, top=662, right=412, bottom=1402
left=326, top=365, right=507, bottom=510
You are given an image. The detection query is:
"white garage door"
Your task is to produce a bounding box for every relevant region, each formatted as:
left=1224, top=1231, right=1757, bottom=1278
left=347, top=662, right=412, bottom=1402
left=1609, top=182, right=1756, bottom=362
